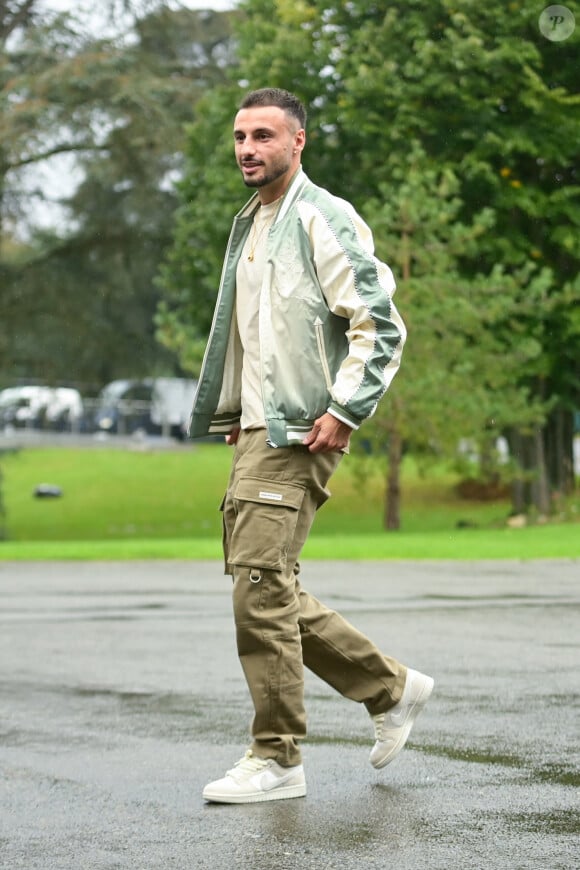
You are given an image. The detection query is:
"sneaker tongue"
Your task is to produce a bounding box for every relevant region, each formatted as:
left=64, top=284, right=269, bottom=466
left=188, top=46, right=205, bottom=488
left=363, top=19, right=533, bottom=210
left=232, top=753, right=269, bottom=777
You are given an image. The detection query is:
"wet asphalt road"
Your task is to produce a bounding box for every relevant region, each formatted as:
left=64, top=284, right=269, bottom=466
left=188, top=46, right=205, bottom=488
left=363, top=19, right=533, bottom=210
left=0, top=559, right=578, bottom=870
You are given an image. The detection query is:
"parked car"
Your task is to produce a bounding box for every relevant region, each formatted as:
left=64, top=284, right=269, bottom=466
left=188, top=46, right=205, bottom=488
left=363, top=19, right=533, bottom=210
left=93, top=379, right=155, bottom=435
left=0, top=385, right=84, bottom=431
left=150, top=377, right=198, bottom=440
left=44, top=387, right=85, bottom=431
left=93, top=378, right=197, bottom=438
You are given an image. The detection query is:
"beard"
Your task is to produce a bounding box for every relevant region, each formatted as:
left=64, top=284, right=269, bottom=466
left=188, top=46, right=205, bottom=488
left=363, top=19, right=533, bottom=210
left=241, top=156, right=291, bottom=188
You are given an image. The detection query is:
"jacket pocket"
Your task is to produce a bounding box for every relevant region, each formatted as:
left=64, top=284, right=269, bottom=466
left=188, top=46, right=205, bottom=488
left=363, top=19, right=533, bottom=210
left=314, top=317, right=333, bottom=391
left=229, top=477, right=306, bottom=571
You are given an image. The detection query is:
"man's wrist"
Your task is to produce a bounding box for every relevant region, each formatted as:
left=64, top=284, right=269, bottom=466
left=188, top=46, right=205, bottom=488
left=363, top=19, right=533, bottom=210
left=327, top=404, right=359, bottom=430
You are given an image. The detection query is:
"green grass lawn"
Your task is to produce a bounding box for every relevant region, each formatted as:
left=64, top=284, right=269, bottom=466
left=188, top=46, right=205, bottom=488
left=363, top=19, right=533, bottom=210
left=0, top=444, right=578, bottom=560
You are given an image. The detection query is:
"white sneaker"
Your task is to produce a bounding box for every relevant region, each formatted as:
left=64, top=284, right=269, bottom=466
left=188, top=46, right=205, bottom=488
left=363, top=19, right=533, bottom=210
left=203, top=751, right=306, bottom=804
left=370, top=668, right=434, bottom=769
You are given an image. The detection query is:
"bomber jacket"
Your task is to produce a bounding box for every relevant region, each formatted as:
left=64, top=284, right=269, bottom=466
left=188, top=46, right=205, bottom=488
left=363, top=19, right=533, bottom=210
left=188, top=168, right=406, bottom=448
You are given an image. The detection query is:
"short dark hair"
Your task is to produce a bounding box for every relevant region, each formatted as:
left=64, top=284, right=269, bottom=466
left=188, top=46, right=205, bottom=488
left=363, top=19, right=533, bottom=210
left=238, top=88, right=307, bottom=129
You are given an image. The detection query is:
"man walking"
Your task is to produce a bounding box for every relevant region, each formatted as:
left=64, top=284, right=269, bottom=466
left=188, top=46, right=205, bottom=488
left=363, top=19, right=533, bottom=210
left=189, top=87, right=433, bottom=803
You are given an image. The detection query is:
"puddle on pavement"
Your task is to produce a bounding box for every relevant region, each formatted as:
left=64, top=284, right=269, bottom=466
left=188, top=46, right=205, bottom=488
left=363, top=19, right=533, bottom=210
left=416, top=742, right=580, bottom=787
left=501, top=808, right=580, bottom=835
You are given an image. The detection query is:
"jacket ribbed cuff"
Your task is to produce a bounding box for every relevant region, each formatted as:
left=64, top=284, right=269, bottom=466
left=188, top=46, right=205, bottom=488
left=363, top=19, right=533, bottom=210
left=328, top=403, right=361, bottom=430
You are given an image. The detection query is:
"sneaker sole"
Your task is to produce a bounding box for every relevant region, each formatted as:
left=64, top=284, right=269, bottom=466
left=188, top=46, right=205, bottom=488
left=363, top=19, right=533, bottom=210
left=203, top=783, right=307, bottom=804
left=371, top=676, right=434, bottom=770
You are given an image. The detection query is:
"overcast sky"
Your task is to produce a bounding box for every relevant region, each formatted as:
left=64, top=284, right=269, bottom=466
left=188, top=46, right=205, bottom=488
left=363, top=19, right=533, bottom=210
left=41, top=0, right=237, bottom=12
left=37, top=0, right=237, bottom=39
left=38, top=0, right=238, bottom=40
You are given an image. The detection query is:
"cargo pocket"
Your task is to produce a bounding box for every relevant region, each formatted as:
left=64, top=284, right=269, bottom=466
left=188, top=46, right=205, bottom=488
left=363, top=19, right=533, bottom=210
left=229, top=477, right=306, bottom=571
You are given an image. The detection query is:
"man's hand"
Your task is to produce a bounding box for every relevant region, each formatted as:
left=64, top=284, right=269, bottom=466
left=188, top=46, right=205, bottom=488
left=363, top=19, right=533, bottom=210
left=302, top=413, right=352, bottom=454
left=225, top=426, right=241, bottom=446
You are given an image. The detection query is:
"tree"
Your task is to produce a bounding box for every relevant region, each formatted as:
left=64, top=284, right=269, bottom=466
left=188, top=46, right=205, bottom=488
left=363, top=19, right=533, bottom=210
left=1, top=1, right=236, bottom=385
left=159, top=0, right=580, bottom=522
left=155, top=82, right=243, bottom=375
left=314, top=0, right=580, bottom=511
left=362, top=148, right=549, bottom=527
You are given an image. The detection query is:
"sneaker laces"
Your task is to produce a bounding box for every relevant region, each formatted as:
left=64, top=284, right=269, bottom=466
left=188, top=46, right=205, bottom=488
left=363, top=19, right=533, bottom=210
left=373, top=696, right=411, bottom=739
left=227, top=751, right=270, bottom=782
left=372, top=712, right=386, bottom=740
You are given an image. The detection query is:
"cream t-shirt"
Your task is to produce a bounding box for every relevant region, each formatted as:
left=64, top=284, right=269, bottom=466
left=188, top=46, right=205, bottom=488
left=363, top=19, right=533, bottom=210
left=236, top=198, right=281, bottom=429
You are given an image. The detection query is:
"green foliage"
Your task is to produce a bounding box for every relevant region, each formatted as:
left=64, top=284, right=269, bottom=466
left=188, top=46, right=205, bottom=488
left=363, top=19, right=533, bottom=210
left=1, top=1, right=236, bottom=384
left=159, top=0, right=579, bottom=511
left=155, top=83, right=243, bottom=373
left=362, top=148, right=550, bottom=468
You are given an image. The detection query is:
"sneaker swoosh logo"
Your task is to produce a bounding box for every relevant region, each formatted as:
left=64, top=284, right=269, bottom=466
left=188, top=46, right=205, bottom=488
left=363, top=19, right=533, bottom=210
left=388, top=706, right=409, bottom=728
left=253, top=770, right=295, bottom=792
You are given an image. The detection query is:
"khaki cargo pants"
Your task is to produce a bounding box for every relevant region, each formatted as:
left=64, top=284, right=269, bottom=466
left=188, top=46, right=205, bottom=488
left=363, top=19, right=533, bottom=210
left=221, top=429, right=406, bottom=767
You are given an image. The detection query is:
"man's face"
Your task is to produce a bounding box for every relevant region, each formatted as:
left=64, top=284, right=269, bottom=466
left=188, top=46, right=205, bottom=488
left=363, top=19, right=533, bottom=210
left=233, top=105, right=305, bottom=202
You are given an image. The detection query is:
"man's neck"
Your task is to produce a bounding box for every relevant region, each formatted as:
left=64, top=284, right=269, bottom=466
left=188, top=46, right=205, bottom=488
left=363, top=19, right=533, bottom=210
left=257, top=164, right=301, bottom=204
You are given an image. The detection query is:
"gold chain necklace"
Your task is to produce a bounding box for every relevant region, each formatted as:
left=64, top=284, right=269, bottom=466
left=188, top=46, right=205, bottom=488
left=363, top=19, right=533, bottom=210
left=247, top=200, right=282, bottom=261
